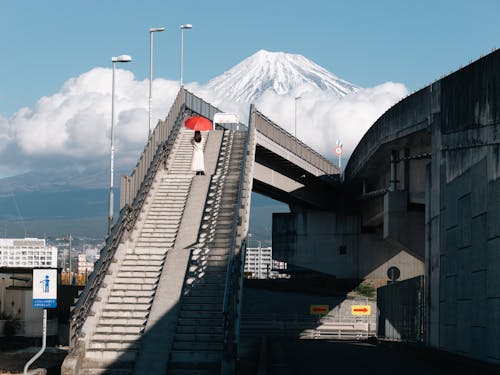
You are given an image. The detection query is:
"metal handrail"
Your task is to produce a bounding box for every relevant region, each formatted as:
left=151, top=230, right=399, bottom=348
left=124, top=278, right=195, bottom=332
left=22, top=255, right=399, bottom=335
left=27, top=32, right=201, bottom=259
left=68, top=94, right=186, bottom=349
left=120, top=89, right=186, bottom=208
left=221, top=105, right=256, bottom=364
left=252, top=108, right=338, bottom=175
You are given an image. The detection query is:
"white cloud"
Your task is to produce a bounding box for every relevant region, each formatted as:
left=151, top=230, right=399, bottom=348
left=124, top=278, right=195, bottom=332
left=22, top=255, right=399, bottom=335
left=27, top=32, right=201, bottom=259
left=1, top=68, right=179, bottom=177
left=0, top=114, right=12, bottom=153
left=190, top=81, right=408, bottom=167
left=0, top=67, right=408, bottom=180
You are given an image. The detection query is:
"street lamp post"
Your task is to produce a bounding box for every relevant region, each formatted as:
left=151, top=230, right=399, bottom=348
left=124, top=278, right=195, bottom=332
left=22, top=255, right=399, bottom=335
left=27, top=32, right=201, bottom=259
left=149, top=27, right=165, bottom=138
left=108, top=54, right=132, bottom=235
left=294, top=96, right=302, bottom=137
left=180, top=24, right=192, bottom=87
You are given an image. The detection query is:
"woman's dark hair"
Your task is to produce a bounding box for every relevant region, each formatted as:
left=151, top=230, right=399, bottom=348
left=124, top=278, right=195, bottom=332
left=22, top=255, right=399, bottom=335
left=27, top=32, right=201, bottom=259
left=194, top=131, right=202, bottom=143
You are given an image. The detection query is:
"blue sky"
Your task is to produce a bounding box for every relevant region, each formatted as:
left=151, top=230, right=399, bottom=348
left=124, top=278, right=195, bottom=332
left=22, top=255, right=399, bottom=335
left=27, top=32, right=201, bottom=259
left=1, top=0, right=499, bottom=117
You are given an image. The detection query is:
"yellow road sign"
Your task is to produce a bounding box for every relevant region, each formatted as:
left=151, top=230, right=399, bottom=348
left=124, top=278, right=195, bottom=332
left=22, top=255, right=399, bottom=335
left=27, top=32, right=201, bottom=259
left=351, top=305, right=371, bottom=315
left=310, top=305, right=329, bottom=315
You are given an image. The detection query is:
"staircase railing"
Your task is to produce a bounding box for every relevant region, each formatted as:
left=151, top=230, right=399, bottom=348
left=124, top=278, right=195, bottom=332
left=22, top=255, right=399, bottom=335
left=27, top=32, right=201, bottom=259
left=221, top=105, right=257, bottom=372
left=120, top=88, right=186, bottom=208
left=68, top=89, right=186, bottom=350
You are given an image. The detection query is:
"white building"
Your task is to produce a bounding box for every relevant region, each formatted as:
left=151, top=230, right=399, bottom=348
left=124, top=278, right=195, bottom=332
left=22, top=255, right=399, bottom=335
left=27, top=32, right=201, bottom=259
left=244, top=246, right=273, bottom=279
left=0, top=238, right=58, bottom=268
left=77, top=253, right=95, bottom=274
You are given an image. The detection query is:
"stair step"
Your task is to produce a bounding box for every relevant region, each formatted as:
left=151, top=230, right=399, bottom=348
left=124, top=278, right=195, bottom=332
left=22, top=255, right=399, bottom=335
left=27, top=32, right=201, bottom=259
left=104, top=303, right=151, bottom=311
left=182, top=296, right=224, bottom=304
left=99, top=318, right=146, bottom=326
left=176, top=325, right=223, bottom=334
left=184, top=289, right=224, bottom=298
left=92, top=333, right=141, bottom=342
left=112, top=283, right=157, bottom=291
left=108, top=296, right=153, bottom=304
left=172, top=341, right=223, bottom=351
left=168, top=350, right=222, bottom=370
left=114, top=277, right=158, bottom=285
left=85, top=348, right=137, bottom=364
left=165, top=369, right=218, bottom=375
left=174, top=333, right=223, bottom=342
left=101, top=310, right=149, bottom=319
left=122, top=254, right=165, bottom=262
left=181, top=304, right=222, bottom=312
left=179, top=311, right=223, bottom=319
left=117, top=271, right=160, bottom=278
left=80, top=368, right=133, bottom=375
left=128, top=248, right=170, bottom=255
left=88, top=341, right=140, bottom=351
left=95, top=325, right=144, bottom=334
left=119, top=265, right=162, bottom=272
left=110, top=290, right=155, bottom=298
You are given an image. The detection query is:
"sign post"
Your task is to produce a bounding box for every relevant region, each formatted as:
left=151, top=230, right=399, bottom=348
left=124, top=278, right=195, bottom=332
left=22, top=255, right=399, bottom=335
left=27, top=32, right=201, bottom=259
left=335, top=140, right=343, bottom=169
left=24, top=269, right=57, bottom=375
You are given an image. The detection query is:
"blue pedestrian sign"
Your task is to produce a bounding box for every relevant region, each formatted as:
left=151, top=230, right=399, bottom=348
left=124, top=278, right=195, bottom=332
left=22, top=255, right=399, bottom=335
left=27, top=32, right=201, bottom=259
left=33, top=269, right=57, bottom=308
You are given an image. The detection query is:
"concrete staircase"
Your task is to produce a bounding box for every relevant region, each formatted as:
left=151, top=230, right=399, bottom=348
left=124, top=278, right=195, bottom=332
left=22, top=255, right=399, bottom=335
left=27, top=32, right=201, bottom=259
left=166, top=130, right=247, bottom=374
left=62, top=125, right=250, bottom=374
left=78, top=128, right=206, bottom=374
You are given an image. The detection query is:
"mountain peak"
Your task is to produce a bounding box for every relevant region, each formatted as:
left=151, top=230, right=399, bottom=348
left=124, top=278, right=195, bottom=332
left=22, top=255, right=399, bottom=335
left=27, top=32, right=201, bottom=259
left=204, top=50, right=360, bottom=103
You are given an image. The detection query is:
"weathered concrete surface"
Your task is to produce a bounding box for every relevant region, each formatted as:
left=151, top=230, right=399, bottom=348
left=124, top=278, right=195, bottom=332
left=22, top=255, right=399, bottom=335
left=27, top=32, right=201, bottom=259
left=271, top=50, right=500, bottom=365
left=272, top=209, right=424, bottom=282
left=338, top=50, right=500, bottom=364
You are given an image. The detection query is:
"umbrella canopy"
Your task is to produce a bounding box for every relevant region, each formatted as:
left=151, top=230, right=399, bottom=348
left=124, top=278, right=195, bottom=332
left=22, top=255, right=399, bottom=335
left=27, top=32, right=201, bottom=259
left=184, top=116, right=213, bottom=131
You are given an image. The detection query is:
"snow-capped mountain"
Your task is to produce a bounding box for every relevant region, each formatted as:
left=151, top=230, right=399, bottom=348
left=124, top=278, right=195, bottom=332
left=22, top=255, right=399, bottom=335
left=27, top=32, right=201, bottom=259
left=203, top=49, right=360, bottom=103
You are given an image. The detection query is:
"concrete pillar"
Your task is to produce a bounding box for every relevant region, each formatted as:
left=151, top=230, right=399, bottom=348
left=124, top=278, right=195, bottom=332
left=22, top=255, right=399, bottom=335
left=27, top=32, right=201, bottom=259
left=403, top=148, right=410, bottom=191
left=390, top=150, right=399, bottom=191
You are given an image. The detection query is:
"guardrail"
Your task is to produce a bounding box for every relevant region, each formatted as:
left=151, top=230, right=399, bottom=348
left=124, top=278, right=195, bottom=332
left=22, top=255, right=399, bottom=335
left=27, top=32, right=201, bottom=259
left=240, top=313, right=375, bottom=340
left=120, top=89, right=186, bottom=208
left=344, top=87, right=432, bottom=183
left=69, top=89, right=187, bottom=350
left=252, top=108, right=338, bottom=175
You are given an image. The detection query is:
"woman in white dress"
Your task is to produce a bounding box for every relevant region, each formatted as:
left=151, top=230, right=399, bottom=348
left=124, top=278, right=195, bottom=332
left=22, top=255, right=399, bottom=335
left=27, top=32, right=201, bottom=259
left=191, top=130, right=205, bottom=175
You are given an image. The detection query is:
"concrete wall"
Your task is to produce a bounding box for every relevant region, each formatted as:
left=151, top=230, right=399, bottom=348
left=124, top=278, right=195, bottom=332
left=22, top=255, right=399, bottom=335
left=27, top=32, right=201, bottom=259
left=428, top=50, right=500, bottom=364
left=2, top=287, right=57, bottom=337
left=272, top=209, right=424, bottom=282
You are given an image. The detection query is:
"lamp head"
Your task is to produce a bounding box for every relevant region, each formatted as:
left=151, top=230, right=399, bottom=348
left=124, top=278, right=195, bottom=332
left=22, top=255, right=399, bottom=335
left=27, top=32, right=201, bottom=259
left=112, top=55, right=132, bottom=63
left=180, top=24, right=193, bottom=29
left=150, top=27, right=165, bottom=32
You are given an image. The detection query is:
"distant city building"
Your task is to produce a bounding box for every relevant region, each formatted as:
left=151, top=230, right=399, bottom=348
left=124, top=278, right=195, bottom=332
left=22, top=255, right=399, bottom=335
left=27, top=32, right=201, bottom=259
left=244, top=246, right=287, bottom=279
left=77, top=254, right=95, bottom=274
left=0, top=238, right=58, bottom=268
left=245, top=246, right=272, bottom=279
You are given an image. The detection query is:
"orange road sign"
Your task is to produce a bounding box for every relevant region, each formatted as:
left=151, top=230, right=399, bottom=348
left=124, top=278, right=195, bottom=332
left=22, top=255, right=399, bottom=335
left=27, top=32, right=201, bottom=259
left=310, top=305, right=329, bottom=315
left=351, top=305, right=371, bottom=315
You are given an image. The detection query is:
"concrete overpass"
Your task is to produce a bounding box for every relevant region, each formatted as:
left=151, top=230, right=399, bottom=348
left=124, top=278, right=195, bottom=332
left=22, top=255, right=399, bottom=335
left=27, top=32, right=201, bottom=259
left=62, top=88, right=339, bottom=374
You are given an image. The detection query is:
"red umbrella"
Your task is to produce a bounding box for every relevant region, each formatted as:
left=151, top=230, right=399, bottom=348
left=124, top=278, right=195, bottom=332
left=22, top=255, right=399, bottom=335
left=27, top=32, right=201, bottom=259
left=184, top=116, right=213, bottom=131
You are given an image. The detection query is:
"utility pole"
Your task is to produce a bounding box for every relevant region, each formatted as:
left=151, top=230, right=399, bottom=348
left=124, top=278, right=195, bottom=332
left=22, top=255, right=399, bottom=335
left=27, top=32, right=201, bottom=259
left=68, top=234, right=72, bottom=285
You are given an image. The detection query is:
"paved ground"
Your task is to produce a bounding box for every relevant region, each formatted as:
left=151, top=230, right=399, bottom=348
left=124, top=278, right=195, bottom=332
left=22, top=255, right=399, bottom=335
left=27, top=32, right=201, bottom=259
left=241, top=338, right=500, bottom=375
left=0, top=347, right=67, bottom=375
left=2, top=340, right=499, bottom=374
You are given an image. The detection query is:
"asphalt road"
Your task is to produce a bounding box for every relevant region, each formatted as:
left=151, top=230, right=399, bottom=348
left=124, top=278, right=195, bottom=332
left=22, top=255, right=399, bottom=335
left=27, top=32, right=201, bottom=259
left=255, top=339, right=500, bottom=375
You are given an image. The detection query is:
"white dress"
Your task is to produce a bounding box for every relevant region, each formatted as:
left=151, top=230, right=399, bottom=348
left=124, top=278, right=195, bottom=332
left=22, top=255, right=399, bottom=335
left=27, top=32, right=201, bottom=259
left=191, top=138, right=205, bottom=173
